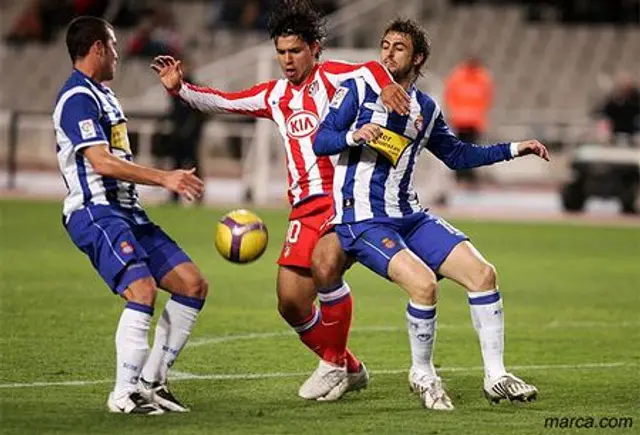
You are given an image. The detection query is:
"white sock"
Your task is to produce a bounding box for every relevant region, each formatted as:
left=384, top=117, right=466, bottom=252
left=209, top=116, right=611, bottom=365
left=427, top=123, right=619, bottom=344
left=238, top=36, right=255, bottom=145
left=468, top=289, right=507, bottom=381
left=114, top=302, right=152, bottom=398
left=141, top=295, right=204, bottom=384
left=406, top=300, right=437, bottom=380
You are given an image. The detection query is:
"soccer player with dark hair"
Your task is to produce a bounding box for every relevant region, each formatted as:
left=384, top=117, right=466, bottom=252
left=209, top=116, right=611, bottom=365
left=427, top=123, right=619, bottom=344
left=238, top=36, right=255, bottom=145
left=56, top=16, right=207, bottom=414
left=152, top=0, right=411, bottom=400
left=314, top=18, right=547, bottom=409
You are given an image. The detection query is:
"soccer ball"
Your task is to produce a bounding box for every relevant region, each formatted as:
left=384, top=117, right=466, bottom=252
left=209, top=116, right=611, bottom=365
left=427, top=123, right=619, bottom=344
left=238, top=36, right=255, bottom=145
left=215, top=209, right=268, bottom=264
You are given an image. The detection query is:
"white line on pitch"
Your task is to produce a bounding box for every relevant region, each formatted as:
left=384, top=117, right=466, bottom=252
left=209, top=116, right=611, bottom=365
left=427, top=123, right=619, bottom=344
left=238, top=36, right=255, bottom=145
left=187, top=321, right=640, bottom=348
left=0, top=362, right=635, bottom=389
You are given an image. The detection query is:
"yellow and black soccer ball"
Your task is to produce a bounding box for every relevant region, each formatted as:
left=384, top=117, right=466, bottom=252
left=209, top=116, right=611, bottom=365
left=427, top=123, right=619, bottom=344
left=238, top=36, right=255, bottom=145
left=215, top=209, right=268, bottom=264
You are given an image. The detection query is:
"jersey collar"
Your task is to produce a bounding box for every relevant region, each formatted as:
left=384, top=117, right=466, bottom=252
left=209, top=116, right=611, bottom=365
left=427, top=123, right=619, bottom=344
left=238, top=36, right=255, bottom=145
left=73, top=68, right=111, bottom=94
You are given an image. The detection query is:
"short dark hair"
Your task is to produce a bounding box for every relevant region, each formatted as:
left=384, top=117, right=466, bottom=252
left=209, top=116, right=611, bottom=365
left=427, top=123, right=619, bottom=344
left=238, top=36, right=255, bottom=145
left=66, top=16, right=113, bottom=62
left=382, top=18, right=431, bottom=77
left=267, top=0, right=326, bottom=51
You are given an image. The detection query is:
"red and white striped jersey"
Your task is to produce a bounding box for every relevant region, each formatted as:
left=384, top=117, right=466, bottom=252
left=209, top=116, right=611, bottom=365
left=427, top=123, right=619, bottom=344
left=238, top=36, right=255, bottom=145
left=177, top=60, right=394, bottom=206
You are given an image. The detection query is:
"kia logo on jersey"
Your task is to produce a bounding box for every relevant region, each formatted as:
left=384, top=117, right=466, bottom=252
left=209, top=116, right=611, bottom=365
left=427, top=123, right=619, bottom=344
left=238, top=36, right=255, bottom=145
left=286, top=111, right=319, bottom=139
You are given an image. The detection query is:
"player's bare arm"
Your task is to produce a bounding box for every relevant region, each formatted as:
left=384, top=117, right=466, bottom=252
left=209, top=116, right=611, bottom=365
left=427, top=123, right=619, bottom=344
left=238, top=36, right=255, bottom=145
left=84, top=145, right=204, bottom=200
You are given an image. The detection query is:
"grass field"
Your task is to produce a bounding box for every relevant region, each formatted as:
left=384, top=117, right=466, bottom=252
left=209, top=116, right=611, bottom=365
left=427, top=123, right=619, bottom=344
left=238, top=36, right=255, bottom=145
left=1, top=199, right=639, bottom=434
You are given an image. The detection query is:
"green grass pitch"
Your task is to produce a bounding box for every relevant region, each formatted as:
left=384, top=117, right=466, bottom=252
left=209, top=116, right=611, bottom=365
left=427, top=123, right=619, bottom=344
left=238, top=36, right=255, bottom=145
left=1, top=199, right=638, bottom=434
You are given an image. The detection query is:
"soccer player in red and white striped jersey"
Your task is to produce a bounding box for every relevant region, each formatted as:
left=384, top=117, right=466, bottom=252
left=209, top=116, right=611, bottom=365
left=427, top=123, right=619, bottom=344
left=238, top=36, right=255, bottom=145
left=151, top=0, right=410, bottom=400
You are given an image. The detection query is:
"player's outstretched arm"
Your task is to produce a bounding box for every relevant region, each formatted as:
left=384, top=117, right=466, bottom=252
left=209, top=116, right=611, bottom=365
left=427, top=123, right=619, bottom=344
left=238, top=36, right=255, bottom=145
left=84, top=145, right=204, bottom=201
left=151, top=55, right=275, bottom=119
left=426, top=113, right=550, bottom=170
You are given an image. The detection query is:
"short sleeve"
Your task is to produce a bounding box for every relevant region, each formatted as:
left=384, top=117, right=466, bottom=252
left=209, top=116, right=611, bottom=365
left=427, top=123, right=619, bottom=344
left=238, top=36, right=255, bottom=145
left=59, top=92, right=108, bottom=151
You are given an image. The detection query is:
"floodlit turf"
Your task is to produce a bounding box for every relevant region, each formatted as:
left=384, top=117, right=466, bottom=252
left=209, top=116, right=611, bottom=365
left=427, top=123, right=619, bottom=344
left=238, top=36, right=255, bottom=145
left=1, top=199, right=638, bottom=434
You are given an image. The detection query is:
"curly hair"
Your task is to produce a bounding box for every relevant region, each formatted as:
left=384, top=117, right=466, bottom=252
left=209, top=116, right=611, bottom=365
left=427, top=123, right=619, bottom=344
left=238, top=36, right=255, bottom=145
left=267, top=0, right=327, bottom=51
left=382, top=18, right=431, bottom=77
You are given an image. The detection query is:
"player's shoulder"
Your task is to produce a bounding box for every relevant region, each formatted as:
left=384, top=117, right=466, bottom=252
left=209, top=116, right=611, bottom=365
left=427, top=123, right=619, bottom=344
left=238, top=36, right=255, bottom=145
left=328, top=78, right=362, bottom=110
left=55, top=71, right=100, bottom=108
left=318, top=59, right=351, bottom=71
left=414, top=88, right=441, bottom=115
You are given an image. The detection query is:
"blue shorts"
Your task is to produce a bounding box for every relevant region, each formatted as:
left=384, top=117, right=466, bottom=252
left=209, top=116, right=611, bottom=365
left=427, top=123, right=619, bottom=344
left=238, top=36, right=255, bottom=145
left=334, top=212, right=468, bottom=280
left=65, top=205, right=191, bottom=295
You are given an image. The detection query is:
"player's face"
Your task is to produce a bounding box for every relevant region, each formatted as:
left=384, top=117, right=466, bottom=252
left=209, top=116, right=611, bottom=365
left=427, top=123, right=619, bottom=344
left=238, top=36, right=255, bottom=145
left=380, top=32, right=415, bottom=83
left=99, top=28, right=119, bottom=82
left=275, top=35, right=319, bottom=85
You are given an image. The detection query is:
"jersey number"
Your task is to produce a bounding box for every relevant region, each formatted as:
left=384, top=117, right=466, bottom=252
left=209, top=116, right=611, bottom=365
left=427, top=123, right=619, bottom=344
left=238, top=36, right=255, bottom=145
left=286, top=220, right=302, bottom=244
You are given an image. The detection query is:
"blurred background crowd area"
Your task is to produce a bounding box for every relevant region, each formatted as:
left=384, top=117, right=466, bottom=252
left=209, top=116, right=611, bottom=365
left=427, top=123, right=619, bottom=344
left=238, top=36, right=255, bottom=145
left=0, top=0, right=638, bottom=210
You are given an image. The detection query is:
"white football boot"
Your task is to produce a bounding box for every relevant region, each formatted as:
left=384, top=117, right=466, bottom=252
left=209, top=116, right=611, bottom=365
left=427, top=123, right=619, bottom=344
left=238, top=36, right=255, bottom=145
left=138, top=378, right=190, bottom=412
left=107, top=391, right=164, bottom=415
left=298, top=360, right=348, bottom=400
left=408, top=368, right=454, bottom=411
left=318, top=362, right=370, bottom=401
left=484, top=373, right=538, bottom=404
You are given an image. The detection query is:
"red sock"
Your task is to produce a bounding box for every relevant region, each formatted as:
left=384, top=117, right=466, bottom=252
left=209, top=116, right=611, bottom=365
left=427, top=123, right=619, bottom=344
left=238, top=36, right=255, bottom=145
left=345, top=349, right=361, bottom=373
left=295, top=306, right=326, bottom=359
left=318, top=284, right=354, bottom=367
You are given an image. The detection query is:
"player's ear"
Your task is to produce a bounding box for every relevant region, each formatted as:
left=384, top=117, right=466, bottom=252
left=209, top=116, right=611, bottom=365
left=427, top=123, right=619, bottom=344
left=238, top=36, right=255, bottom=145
left=92, top=40, right=105, bottom=57
left=309, top=41, right=321, bottom=59
left=413, top=53, right=424, bottom=68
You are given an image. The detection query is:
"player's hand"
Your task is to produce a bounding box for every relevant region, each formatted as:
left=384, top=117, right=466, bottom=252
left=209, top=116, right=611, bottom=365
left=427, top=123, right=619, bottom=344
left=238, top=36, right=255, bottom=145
left=381, top=83, right=411, bottom=116
left=151, top=55, right=183, bottom=93
left=516, top=140, right=550, bottom=161
left=353, top=123, right=383, bottom=144
left=162, top=168, right=205, bottom=201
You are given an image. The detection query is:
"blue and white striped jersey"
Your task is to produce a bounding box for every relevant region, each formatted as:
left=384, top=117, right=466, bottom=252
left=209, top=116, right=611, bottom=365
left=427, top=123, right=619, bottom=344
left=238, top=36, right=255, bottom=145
left=314, top=77, right=515, bottom=224
left=54, top=69, right=142, bottom=218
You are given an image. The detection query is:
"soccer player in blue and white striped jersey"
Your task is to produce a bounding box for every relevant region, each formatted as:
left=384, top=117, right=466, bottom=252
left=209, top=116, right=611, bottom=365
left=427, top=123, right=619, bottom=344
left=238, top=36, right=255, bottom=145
left=54, top=16, right=207, bottom=414
left=314, top=19, right=548, bottom=410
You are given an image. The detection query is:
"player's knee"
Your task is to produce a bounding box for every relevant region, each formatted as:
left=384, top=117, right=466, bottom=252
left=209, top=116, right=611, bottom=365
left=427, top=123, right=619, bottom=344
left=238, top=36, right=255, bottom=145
left=182, top=274, right=209, bottom=299
left=196, top=277, right=209, bottom=299
left=277, top=292, right=311, bottom=326
left=468, top=262, right=498, bottom=291
left=311, top=245, right=343, bottom=289
left=411, top=278, right=438, bottom=306
left=311, top=255, right=343, bottom=288
left=125, top=277, right=157, bottom=306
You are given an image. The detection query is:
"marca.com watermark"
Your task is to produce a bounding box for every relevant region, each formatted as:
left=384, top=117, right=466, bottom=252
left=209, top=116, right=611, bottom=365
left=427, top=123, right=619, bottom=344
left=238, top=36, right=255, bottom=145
left=544, top=416, right=633, bottom=429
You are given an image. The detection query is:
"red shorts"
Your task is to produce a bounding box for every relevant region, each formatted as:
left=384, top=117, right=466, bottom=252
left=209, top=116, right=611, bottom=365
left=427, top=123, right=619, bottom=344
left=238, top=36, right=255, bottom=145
left=277, top=195, right=334, bottom=269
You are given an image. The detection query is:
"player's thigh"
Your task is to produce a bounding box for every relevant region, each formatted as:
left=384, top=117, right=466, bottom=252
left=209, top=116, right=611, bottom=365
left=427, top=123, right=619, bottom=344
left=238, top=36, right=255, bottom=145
left=65, top=210, right=154, bottom=296
left=276, top=265, right=316, bottom=312
left=311, top=231, right=350, bottom=288
left=405, top=213, right=468, bottom=274
left=132, top=222, right=196, bottom=290
left=334, top=223, right=406, bottom=280
left=277, top=216, right=319, bottom=269
left=437, top=241, right=497, bottom=291
left=387, top=249, right=438, bottom=302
